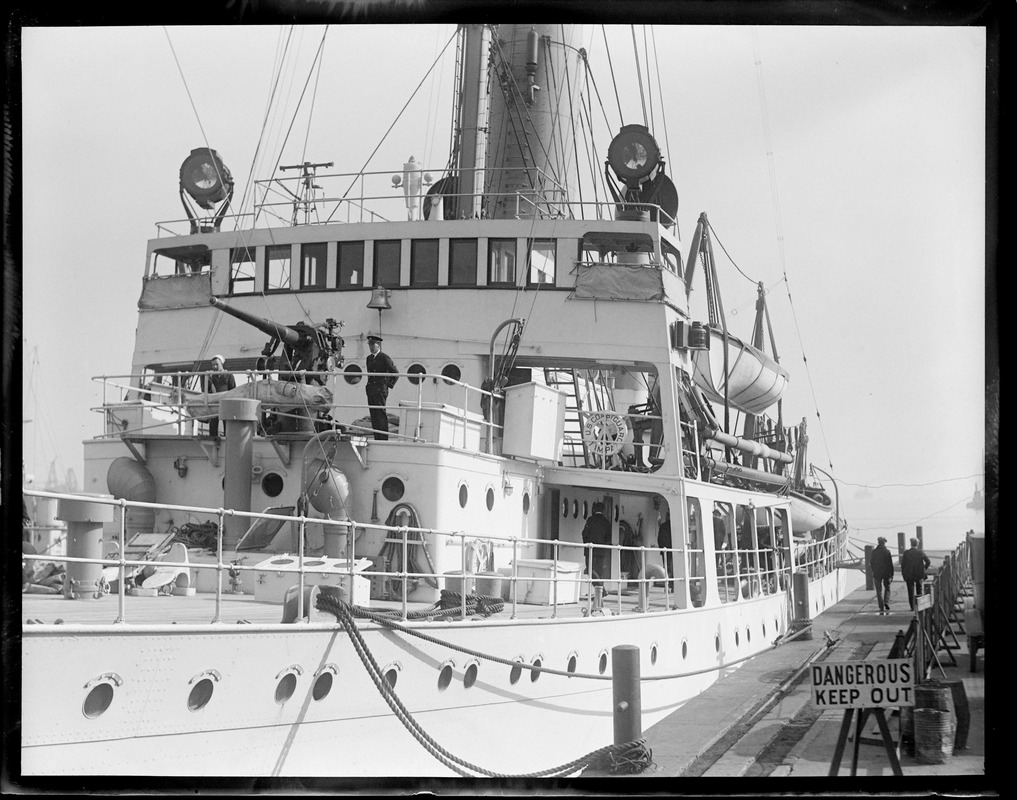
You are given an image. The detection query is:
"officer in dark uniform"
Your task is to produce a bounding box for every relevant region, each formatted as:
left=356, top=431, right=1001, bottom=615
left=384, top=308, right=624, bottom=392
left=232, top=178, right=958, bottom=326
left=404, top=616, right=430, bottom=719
left=365, top=335, right=398, bottom=440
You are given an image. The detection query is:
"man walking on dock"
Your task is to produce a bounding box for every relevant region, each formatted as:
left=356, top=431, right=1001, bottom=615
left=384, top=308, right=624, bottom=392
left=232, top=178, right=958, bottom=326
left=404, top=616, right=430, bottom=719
left=901, top=536, right=931, bottom=610
left=870, top=536, right=894, bottom=614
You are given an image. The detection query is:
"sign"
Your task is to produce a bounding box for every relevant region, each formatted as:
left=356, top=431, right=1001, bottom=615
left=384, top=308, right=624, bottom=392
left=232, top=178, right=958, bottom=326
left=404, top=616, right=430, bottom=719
left=811, top=659, right=914, bottom=709
left=916, top=593, right=933, bottom=611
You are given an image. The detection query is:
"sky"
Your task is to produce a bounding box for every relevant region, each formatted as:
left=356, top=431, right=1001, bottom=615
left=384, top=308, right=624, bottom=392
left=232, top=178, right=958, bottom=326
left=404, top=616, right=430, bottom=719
left=19, top=20, right=989, bottom=552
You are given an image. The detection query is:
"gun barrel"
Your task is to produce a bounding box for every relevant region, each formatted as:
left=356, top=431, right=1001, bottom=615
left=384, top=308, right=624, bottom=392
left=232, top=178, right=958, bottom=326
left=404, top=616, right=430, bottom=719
left=210, top=298, right=302, bottom=346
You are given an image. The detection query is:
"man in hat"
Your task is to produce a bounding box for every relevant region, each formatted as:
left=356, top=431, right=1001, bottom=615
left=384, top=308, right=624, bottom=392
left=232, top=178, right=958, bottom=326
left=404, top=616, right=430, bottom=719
left=203, top=354, right=236, bottom=438
left=365, top=335, right=398, bottom=440
left=870, top=536, right=895, bottom=614
left=900, top=536, right=931, bottom=610
left=582, top=501, right=612, bottom=586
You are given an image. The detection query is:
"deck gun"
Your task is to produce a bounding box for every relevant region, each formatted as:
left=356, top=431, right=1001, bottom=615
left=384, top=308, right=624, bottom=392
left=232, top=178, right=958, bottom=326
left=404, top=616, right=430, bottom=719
left=209, top=298, right=344, bottom=382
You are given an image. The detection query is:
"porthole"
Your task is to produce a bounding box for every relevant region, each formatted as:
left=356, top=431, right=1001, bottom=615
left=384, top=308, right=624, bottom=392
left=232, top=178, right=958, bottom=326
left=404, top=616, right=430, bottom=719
left=275, top=673, right=297, bottom=704
left=271, top=558, right=296, bottom=566
left=567, top=653, right=578, bottom=674
left=715, top=634, right=721, bottom=653
left=572, top=500, right=579, bottom=519
left=681, top=639, right=689, bottom=660
left=188, top=678, right=215, bottom=711
left=459, top=483, right=469, bottom=508
left=486, top=487, right=495, bottom=511
left=530, top=656, right=543, bottom=683
left=735, top=630, right=740, bottom=647
left=762, top=621, right=767, bottom=638
left=746, top=626, right=752, bottom=643
left=650, top=643, right=658, bottom=665
left=438, top=661, right=454, bottom=691
left=562, top=498, right=569, bottom=518
left=261, top=472, right=284, bottom=498
left=343, top=364, right=363, bottom=384
left=522, top=492, right=531, bottom=515
left=464, top=661, right=479, bottom=689
left=383, top=663, right=401, bottom=688
left=407, top=363, right=427, bottom=385
left=441, top=364, right=462, bottom=385
left=82, top=683, right=114, bottom=719
left=382, top=476, right=405, bottom=502
left=598, top=650, right=609, bottom=675
left=312, top=671, right=334, bottom=701
left=614, top=506, right=619, bottom=522
left=582, top=501, right=589, bottom=519
left=509, top=657, right=524, bottom=685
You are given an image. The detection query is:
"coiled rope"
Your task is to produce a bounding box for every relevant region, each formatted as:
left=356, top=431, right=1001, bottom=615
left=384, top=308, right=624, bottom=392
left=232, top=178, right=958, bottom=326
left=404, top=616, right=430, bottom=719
left=320, top=592, right=650, bottom=777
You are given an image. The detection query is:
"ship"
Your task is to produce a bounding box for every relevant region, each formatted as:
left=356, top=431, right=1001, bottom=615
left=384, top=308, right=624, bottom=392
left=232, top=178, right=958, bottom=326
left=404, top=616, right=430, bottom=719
left=21, top=24, right=864, bottom=778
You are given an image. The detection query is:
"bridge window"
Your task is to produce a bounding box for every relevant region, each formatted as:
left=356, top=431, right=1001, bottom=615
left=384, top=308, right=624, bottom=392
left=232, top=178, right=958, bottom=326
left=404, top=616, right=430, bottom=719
left=230, top=247, right=256, bottom=295
left=449, top=239, right=478, bottom=286
left=265, top=245, right=291, bottom=292
left=410, top=239, right=439, bottom=286
left=374, top=240, right=401, bottom=288
left=337, top=241, right=364, bottom=288
left=527, top=239, right=556, bottom=286
left=300, top=242, right=328, bottom=289
left=488, top=238, right=516, bottom=286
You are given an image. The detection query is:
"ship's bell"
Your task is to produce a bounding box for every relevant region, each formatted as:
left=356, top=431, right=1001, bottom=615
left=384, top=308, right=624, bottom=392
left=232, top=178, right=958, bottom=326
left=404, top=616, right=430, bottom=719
left=367, top=288, right=392, bottom=310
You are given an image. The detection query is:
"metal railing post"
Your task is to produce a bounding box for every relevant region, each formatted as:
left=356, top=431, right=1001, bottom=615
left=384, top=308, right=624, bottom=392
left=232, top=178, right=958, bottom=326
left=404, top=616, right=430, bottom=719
left=401, top=525, right=409, bottom=620
left=511, top=537, right=519, bottom=619
left=552, top=540, right=559, bottom=618
left=115, top=498, right=127, bottom=623
left=461, top=532, right=468, bottom=619
left=213, top=508, right=225, bottom=623
left=297, top=516, right=306, bottom=621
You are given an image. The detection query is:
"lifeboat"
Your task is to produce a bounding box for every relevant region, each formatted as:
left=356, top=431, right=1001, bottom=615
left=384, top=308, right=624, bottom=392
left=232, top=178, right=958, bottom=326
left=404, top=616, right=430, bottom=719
left=692, top=330, right=789, bottom=416
left=789, top=488, right=834, bottom=534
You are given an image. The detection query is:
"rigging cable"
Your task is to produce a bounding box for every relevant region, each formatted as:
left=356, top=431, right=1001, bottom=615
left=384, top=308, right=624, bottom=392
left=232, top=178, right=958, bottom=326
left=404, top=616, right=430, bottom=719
left=601, top=26, right=625, bottom=126
left=630, top=26, right=649, bottom=128
left=325, top=27, right=458, bottom=223
left=649, top=27, right=673, bottom=172
left=751, top=27, right=833, bottom=471
left=642, top=26, right=654, bottom=134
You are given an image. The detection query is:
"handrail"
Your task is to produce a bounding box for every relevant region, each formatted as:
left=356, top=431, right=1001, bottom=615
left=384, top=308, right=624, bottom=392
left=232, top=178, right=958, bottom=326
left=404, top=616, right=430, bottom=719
left=22, top=488, right=849, bottom=625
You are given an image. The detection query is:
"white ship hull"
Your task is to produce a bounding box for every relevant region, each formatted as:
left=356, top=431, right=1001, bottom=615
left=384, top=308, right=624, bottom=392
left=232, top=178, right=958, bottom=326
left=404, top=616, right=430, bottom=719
left=21, top=566, right=860, bottom=777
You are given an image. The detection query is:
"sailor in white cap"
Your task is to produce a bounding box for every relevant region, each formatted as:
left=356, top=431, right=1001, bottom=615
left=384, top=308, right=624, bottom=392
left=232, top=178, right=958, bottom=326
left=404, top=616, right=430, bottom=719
left=204, top=353, right=236, bottom=439
left=365, top=335, right=398, bottom=440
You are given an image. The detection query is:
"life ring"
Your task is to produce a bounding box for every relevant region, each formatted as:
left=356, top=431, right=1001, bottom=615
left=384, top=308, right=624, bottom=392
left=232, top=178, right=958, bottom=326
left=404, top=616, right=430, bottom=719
left=582, top=412, right=631, bottom=457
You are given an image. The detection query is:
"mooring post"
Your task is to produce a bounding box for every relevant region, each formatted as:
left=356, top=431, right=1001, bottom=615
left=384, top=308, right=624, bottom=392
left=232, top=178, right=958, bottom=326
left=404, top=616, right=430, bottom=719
left=612, top=645, right=642, bottom=744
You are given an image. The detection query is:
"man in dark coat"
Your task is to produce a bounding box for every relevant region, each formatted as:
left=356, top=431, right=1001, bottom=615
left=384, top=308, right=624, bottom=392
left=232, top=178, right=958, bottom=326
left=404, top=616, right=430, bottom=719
left=365, top=335, right=398, bottom=440
left=657, top=511, right=673, bottom=590
left=582, top=501, right=611, bottom=585
left=900, top=536, right=932, bottom=610
left=870, top=536, right=895, bottom=614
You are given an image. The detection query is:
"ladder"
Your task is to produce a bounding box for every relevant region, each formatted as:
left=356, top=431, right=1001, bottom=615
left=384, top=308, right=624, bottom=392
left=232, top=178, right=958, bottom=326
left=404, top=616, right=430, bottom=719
left=543, top=367, right=615, bottom=467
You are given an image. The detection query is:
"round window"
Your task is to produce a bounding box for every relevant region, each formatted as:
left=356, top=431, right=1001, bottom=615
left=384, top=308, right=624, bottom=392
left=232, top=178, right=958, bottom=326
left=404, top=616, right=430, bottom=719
left=407, top=363, right=427, bottom=385
left=582, top=501, right=589, bottom=518
left=522, top=492, right=530, bottom=514
left=572, top=500, right=579, bottom=519
left=562, top=498, right=568, bottom=518
left=459, top=484, right=468, bottom=508
left=486, top=487, right=495, bottom=511
left=261, top=472, right=284, bottom=498
left=382, top=476, right=405, bottom=502
left=343, top=364, right=363, bottom=385
left=441, top=364, right=462, bottom=385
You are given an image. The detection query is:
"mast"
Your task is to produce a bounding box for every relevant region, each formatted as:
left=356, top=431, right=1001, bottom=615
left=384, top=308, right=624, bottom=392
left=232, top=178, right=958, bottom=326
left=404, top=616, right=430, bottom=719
left=453, top=24, right=490, bottom=219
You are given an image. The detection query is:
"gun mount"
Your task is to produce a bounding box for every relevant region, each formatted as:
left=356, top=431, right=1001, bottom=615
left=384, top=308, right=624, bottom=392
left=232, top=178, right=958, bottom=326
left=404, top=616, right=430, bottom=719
left=210, top=298, right=344, bottom=381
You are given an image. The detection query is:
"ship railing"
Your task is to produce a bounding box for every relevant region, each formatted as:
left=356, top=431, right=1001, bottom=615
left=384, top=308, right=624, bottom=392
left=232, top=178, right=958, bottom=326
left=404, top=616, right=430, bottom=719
left=23, top=489, right=712, bottom=624
left=151, top=165, right=678, bottom=235
left=91, top=369, right=505, bottom=448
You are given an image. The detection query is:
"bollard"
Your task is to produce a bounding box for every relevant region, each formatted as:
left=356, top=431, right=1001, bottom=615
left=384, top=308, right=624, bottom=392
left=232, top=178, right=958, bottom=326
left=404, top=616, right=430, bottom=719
left=792, top=570, right=812, bottom=638
left=611, top=645, right=642, bottom=745
left=57, top=495, right=115, bottom=599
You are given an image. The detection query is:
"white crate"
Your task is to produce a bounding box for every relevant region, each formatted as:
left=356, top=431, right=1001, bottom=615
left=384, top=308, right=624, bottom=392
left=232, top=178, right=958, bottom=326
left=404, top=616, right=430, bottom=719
left=512, top=558, right=582, bottom=605
left=252, top=555, right=371, bottom=606
left=397, top=401, right=484, bottom=449
left=502, top=382, right=567, bottom=461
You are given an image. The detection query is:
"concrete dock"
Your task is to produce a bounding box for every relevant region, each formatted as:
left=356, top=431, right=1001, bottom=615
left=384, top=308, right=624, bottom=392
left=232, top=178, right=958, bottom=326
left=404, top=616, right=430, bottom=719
left=595, top=582, right=992, bottom=791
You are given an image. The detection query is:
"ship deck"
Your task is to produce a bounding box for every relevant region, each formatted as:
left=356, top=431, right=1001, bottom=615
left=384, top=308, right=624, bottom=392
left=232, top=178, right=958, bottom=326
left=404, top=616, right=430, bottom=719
left=20, top=586, right=683, bottom=627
